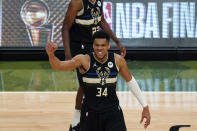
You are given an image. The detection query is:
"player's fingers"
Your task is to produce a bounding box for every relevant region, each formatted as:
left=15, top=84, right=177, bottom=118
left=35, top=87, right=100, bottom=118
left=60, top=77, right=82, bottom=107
left=48, top=41, right=56, bottom=48
left=144, top=121, right=150, bottom=129
left=46, top=44, right=52, bottom=51
left=122, top=48, right=126, bottom=57
left=121, top=50, right=126, bottom=57
left=47, top=41, right=52, bottom=47
left=53, top=44, right=58, bottom=49
left=123, top=51, right=126, bottom=57
left=47, top=41, right=57, bottom=51
left=46, top=47, right=51, bottom=54
left=147, top=117, right=151, bottom=124
left=124, top=48, right=127, bottom=55
left=140, top=116, right=144, bottom=124
left=145, top=119, right=150, bottom=126
left=144, top=116, right=151, bottom=129
left=49, top=44, right=54, bottom=52
left=121, top=52, right=124, bottom=57
left=144, top=123, right=148, bottom=129
left=46, top=44, right=50, bottom=51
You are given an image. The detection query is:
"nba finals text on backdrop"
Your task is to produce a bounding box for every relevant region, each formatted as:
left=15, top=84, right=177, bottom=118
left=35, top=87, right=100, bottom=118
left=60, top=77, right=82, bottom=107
left=104, top=1, right=197, bottom=39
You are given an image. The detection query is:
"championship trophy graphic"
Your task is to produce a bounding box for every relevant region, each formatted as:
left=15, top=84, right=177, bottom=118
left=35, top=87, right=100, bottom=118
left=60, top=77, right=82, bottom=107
left=20, top=0, right=53, bottom=46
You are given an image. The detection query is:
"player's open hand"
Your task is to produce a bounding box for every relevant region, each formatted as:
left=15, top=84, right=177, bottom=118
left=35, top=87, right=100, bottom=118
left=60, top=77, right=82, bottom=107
left=46, top=41, right=58, bottom=55
left=140, top=106, right=151, bottom=129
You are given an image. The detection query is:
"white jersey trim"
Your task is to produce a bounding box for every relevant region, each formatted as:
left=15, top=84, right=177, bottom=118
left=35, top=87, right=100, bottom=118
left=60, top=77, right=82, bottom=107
left=75, top=16, right=101, bottom=25
left=82, top=77, right=117, bottom=84
left=77, top=2, right=84, bottom=16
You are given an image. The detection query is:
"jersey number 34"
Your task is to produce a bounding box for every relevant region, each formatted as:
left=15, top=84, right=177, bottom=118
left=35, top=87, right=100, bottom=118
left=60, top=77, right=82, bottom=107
left=96, top=87, right=107, bottom=97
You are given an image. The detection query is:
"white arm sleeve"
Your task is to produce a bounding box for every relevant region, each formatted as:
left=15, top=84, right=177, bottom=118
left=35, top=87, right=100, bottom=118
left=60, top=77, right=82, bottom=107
left=127, top=76, right=147, bottom=108
left=71, top=109, right=80, bottom=127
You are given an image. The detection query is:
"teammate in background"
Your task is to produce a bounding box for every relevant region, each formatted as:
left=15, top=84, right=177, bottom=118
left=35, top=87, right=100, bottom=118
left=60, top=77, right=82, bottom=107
left=61, top=0, right=126, bottom=130
left=47, top=30, right=151, bottom=131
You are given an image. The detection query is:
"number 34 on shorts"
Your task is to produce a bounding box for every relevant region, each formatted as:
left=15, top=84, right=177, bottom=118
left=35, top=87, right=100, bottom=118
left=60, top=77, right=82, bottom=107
left=96, top=87, right=108, bottom=97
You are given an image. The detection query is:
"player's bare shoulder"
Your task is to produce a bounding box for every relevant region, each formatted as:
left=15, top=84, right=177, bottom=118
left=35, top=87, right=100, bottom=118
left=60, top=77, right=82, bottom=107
left=114, top=53, right=126, bottom=69
left=69, top=0, right=83, bottom=10
left=73, top=54, right=90, bottom=70
left=114, top=53, right=124, bottom=63
left=70, top=0, right=82, bottom=4
left=73, top=54, right=89, bottom=62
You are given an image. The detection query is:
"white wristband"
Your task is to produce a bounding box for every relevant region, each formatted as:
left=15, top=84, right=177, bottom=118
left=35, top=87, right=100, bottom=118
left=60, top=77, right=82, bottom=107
left=127, top=76, right=147, bottom=108
left=71, top=109, right=81, bottom=127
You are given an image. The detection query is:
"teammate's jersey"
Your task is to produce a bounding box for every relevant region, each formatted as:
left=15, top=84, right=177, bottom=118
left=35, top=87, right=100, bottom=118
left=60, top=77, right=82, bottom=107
left=80, top=52, right=119, bottom=111
left=69, top=0, right=102, bottom=44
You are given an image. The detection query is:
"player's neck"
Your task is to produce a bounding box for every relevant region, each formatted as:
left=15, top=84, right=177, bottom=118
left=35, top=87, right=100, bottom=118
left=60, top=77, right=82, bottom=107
left=88, top=0, right=96, bottom=4
left=94, top=53, right=108, bottom=64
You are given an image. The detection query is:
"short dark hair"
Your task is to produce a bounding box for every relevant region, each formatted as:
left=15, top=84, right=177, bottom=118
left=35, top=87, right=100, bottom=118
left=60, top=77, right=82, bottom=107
left=92, top=30, right=110, bottom=42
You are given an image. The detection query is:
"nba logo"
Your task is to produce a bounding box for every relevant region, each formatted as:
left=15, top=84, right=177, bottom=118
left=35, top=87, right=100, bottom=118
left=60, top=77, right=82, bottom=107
left=103, top=2, right=112, bottom=29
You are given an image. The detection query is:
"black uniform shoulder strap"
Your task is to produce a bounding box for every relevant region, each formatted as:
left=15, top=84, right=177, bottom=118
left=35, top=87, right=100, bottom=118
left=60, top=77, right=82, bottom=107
left=87, top=52, right=94, bottom=66
left=107, top=52, right=115, bottom=62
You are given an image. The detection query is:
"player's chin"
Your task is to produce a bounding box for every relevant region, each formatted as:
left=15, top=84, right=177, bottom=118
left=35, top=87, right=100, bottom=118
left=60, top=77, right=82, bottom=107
left=95, top=53, right=104, bottom=59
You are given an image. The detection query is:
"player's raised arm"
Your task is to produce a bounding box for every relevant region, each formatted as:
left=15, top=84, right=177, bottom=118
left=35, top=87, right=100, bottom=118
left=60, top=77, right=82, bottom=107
left=46, top=41, right=81, bottom=71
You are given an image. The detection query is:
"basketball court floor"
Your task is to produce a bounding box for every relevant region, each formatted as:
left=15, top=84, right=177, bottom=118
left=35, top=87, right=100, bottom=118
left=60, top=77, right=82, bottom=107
left=0, top=61, right=197, bottom=131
